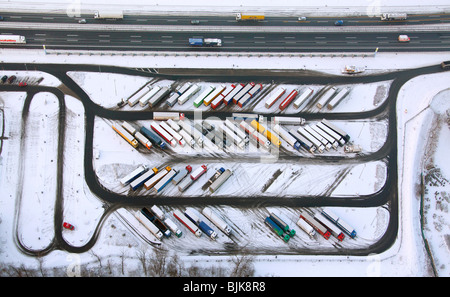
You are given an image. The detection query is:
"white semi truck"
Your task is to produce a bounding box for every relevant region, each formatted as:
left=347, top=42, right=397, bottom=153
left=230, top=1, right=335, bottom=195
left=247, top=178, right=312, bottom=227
left=94, top=10, right=124, bottom=20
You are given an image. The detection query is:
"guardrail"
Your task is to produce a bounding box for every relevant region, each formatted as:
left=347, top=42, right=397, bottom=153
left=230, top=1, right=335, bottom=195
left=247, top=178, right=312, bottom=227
left=46, top=49, right=376, bottom=59
left=2, top=22, right=450, bottom=33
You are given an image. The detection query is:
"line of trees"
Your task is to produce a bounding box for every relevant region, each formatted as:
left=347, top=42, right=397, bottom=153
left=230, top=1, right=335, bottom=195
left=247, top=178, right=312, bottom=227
left=0, top=248, right=255, bottom=277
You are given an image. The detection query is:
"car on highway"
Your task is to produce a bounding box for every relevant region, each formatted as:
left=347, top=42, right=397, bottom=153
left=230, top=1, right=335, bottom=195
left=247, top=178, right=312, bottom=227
left=78, top=19, right=86, bottom=24
left=0, top=16, right=4, bottom=21
left=334, top=20, right=344, bottom=26
left=18, top=82, right=27, bottom=87
left=441, top=61, right=450, bottom=70
left=398, top=35, right=410, bottom=42
left=63, top=222, right=75, bottom=230
left=190, top=20, right=200, bottom=25
left=298, top=16, right=307, bottom=21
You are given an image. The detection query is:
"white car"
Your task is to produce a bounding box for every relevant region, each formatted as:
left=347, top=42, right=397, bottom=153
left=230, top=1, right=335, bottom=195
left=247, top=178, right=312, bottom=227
left=298, top=16, right=307, bottom=21
left=398, top=35, right=410, bottom=42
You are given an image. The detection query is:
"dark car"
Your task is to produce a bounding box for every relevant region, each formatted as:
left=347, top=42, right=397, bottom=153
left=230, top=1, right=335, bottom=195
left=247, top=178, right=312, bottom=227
left=1, top=75, right=7, bottom=83
left=441, top=61, right=450, bottom=70
left=0, top=16, right=4, bottom=21
left=7, top=75, right=16, bottom=84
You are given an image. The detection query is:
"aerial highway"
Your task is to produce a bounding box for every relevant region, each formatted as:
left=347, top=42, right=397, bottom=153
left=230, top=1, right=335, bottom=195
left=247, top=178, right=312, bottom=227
left=1, top=12, right=450, bottom=52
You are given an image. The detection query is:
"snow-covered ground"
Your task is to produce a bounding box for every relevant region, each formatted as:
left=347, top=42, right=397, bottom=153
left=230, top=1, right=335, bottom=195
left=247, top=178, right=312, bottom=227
left=0, top=0, right=449, bottom=278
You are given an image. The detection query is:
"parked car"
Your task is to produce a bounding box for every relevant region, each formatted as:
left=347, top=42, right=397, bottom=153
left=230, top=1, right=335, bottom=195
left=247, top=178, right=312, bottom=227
left=1, top=75, right=7, bottom=83
left=63, top=222, right=74, bottom=230
left=334, top=20, right=344, bottom=26
left=7, top=75, right=16, bottom=84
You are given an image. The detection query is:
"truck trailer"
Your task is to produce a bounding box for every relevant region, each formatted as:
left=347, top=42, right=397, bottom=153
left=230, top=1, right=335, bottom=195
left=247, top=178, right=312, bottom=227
left=273, top=124, right=301, bottom=150
left=135, top=211, right=163, bottom=240
left=321, top=119, right=350, bottom=143
left=314, top=212, right=345, bottom=241
left=141, top=208, right=172, bottom=238
left=160, top=121, right=186, bottom=147
left=140, top=126, right=166, bottom=149
left=296, top=217, right=316, bottom=237
left=164, top=217, right=183, bottom=238
left=236, top=13, right=265, bottom=21
left=265, top=217, right=290, bottom=242
left=94, top=10, right=123, bottom=20
left=189, top=38, right=222, bottom=47
left=279, top=89, right=299, bottom=111
left=265, top=87, right=286, bottom=108
left=250, top=120, right=281, bottom=147
left=293, top=87, right=314, bottom=109
left=380, top=13, right=407, bottom=20
left=223, top=84, right=244, bottom=105
left=139, top=86, right=161, bottom=107
left=299, top=211, right=331, bottom=240
left=288, top=128, right=316, bottom=153
left=120, top=165, right=148, bottom=186
left=193, top=86, right=215, bottom=107
left=173, top=210, right=202, bottom=237
left=150, top=121, right=177, bottom=147
left=208, top=169, right=232, bottom=193
left=321, top=208, right=357, bottom=238
left=270, top=213, right=296, bottom=237
left=178, top=84, right=200, bottom=105
left=202, top=207, right=232, bottom=235
left=0, top=35, right=26, bottom=44
left=130, top=167, right=158, bottom=191
left=152, top=169, right=178, bottom=193
left=144, top=166, right=171, bottom=190
left=184, top=208, right=217, bottom=240
left=316, top=87, right=337, bottom=109
left=315, top=122, right=345, bottom=146
left=112, top=124, right=138, bottom=148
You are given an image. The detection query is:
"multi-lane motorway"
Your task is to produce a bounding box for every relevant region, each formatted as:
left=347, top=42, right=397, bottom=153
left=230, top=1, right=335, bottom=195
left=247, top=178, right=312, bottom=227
left=1, top=12, right=450, bottom=52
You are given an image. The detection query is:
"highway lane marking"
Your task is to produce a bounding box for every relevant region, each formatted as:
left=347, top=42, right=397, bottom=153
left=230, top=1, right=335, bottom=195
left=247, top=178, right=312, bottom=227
left=162, top=35, right=173, bottom=38
left=130, top=35, right=142, bottom=38
left=99, top=34, right=110, bottom=37
left=34, top=33, right=47, bottom=36
left=67, top=34, right=78, bottom=37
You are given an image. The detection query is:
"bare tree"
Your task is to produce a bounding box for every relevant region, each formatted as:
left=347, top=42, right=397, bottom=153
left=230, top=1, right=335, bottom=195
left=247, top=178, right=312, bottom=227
left=148, top=248, right=169, bottom=276
left=230, top=254, right=255, bottom=277
left=120, top=248, right=127, bottom=275
left=166, top=252, right=184, bottom=277
left=136, top=247, right=149, bottom=276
